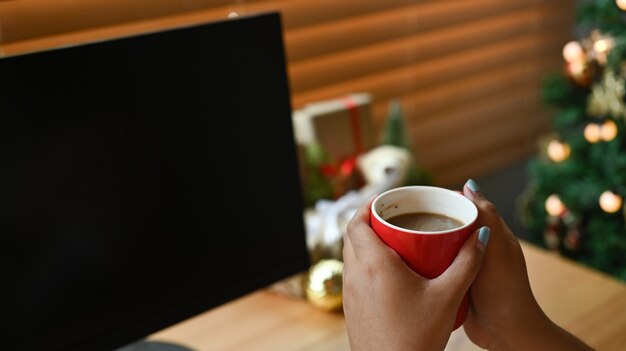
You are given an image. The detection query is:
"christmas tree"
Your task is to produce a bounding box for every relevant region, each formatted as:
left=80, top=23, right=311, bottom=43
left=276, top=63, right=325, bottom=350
left=519, top=0, right=626, bottom=281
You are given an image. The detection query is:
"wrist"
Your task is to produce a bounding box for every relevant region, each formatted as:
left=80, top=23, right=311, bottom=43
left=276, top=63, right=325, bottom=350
left=487, top=298, right=552, bottom=351
left=491, top=300, right=592, bottom=351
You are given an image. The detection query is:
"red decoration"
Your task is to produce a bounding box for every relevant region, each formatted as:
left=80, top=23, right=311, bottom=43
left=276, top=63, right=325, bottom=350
left=342, top=96, right=364, bottom=155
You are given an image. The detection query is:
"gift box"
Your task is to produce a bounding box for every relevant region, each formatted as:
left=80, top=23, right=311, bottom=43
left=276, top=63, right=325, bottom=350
left=293, top=93, right=374, bottom=202
left=292, top=92, right=375, bottom=163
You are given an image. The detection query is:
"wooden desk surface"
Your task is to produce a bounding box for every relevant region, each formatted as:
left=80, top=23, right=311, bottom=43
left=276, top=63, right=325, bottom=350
left=149, top=241, right=626, bottom=350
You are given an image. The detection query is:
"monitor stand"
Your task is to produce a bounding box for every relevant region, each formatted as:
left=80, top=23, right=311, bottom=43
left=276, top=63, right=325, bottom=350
left=116, top=340, right=194, bottom=351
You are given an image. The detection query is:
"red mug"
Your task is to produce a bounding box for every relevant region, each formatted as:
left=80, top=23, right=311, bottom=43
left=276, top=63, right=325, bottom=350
left=370, top=185, right=478, bottom=330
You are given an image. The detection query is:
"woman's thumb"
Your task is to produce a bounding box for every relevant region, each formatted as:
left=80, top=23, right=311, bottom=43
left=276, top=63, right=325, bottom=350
left=437, top=226, right=490, bottom=297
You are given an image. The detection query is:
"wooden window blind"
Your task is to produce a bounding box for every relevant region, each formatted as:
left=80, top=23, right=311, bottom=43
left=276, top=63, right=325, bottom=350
left=0, top=0, right=573, bottom=186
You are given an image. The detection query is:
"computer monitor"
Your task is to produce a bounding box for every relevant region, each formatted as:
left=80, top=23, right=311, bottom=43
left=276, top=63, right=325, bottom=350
left=1, top=12, right=310, bottom=351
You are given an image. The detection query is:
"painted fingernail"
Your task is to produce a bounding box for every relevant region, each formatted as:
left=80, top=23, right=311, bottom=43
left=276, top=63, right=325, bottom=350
left=478, top=226, right=491, bottom=248
left=466, top=179, right=481, bottom=193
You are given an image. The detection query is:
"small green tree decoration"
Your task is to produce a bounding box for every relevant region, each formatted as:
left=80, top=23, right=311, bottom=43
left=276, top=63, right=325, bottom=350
left=380, top=99, right=433, bottom=186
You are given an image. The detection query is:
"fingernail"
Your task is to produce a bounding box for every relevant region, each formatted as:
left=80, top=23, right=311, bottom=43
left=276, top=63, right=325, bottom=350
left=466, top=179, right=481, bottom=193
left=477, top=226, right=490, bottom=249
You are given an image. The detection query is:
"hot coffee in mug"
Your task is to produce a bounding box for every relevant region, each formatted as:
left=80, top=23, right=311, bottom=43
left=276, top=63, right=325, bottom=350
left=384, top=212, right=464, bottom=232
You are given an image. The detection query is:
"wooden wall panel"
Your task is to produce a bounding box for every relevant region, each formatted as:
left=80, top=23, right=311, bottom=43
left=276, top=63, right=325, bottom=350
left=289, top=7, right=553, bottom=93
left=0, top=0, right=574, bottom=187
left=284, top=0, right=529, bottom=61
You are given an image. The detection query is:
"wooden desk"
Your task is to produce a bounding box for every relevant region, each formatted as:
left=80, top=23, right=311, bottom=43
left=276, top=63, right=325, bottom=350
left=149, top=241, right=626, bottom=350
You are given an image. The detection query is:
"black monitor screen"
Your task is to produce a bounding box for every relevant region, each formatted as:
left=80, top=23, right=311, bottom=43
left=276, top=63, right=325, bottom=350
left=1, top=12, right=310, bottom=351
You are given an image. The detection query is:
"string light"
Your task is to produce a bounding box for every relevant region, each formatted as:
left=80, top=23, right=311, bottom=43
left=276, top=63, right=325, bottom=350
left=599, top=191, right=623, bottom=213
left=592, top=35, right=614, bottom=65
left=594, top=38, right=610, bottom=54
left=601, top=119, right=618, bottom=141
left=585, top=120, right=619, bottom=143
left=546, top=194, right=566, bottom=216
left=562, top=41, right=584, bottom=62
left=547, top=139, right=571, bottom=162
left=617, top=0, right=626, bottom=11
left=584, top=123, right=602, bottom=143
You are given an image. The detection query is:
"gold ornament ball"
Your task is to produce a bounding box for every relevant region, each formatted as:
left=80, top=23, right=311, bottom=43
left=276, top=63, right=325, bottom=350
left=567, top=59, right=593, bottom=86
left=618, top=0, right=626, bottom=11
left=599, top=191, right=623, bottom=214
left=564, top=229, right=581, bottom=252
left=305, top=259, right=344, bottom=312
left=568, top=59, right=585, bottom=76
left=544, top=229, right=560, bottom=250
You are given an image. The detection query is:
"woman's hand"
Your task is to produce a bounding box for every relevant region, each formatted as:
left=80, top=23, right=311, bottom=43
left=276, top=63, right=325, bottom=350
left=342, top=198, right=489, bottom=351
left=462, top=179, right=594, bottom=351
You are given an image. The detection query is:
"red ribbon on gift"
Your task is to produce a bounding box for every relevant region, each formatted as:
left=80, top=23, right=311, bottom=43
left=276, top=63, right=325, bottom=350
left=319, top=95, right=364, bottom=180
left=314, top=94, right=368, bottom=199
left=320, top=156, right=358, bottom=179
left=341, top=95, right=364, bottom=155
